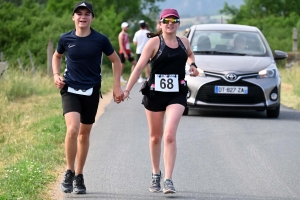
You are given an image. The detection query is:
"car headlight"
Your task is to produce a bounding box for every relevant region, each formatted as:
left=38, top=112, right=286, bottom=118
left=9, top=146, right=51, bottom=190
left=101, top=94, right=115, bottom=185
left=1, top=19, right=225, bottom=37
left=257, top=64, right=277, bottom=78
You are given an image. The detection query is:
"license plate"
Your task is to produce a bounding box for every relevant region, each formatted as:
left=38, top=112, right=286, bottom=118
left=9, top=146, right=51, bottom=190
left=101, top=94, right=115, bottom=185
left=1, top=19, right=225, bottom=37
left=215, top=86, right=248, bottom=94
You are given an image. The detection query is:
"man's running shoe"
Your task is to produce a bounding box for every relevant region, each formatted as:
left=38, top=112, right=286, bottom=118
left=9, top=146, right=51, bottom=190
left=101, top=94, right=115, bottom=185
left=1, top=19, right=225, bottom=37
left=60, top=170, right=75, bottom=193
left=163, top=179, right=176, bottom=194
left=149, top=171, right=161, bottom=192
left=73, top=174, right=86, bottom=194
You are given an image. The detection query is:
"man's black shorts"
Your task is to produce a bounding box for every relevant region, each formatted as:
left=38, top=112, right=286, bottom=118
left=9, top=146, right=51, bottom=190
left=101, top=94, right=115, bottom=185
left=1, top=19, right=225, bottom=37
left=142, top=93, right=187, bottom=112
left=119, top=53, right=135, bottom=63
left=60, top=84, right=100, bottom=124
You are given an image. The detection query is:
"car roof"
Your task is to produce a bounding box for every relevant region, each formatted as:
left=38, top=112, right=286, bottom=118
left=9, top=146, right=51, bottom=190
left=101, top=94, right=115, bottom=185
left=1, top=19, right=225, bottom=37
left=192, top=24, right=260, bottom=32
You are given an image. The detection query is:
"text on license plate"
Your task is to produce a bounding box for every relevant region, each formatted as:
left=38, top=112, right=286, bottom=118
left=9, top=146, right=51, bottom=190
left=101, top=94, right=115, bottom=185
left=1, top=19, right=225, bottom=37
left=214, top=86, right=248, bottom=94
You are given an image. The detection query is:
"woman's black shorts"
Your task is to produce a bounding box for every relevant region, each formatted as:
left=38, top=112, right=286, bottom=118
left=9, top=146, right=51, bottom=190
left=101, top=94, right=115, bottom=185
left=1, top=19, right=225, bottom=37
left=142, top=93, right=187, bottom=112
left=60, top=84, right=100, bottom=124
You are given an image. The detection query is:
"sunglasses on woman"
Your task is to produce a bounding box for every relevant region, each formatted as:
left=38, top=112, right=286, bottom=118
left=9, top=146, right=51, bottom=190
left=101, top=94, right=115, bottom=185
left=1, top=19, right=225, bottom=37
left=160, top=18, right=180, bottom=24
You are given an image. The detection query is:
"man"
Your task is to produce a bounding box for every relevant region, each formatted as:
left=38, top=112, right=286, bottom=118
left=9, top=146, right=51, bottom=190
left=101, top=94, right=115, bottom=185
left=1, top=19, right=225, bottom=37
left=52, top=1, right=123, bottom=194
left=133, top=20, right=150, bottom=83
left=233, top=35, right=247, bottom=50
left=118, top=22, right=136, bottom=83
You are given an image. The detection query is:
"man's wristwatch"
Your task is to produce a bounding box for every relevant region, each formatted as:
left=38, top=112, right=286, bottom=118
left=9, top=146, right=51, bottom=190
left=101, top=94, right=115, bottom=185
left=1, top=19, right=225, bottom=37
left=190, top=62, right=197, bottom=68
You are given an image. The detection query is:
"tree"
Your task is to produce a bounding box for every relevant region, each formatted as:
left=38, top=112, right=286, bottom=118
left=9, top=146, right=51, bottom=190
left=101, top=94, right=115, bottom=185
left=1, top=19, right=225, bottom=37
left=1, top=0, right=48, bottom=6
left=220, top=0, right=300, bottom=52
left=221, top=0, right=300, bottom=20
left=0, top=0, right=164, bottom=69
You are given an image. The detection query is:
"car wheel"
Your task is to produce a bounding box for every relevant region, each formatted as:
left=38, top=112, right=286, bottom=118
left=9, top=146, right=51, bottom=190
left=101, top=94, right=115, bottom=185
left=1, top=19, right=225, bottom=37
left=183, top=106, right=189, bottom=116
left=266, top=105, right=280, bottom=118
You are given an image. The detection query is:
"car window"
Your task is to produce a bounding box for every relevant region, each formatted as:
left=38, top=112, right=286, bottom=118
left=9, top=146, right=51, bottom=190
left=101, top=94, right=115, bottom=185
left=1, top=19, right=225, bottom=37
left=191, top=30, right=267, bottom=56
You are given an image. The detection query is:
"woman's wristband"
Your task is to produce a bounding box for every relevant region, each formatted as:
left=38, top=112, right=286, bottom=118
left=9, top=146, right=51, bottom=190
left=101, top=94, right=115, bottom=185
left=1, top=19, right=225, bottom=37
left=124, top=90, right=130, bottom=100
left=190, top=62, right=197, bottom=68
left=53, top=73, right=60, bottom=76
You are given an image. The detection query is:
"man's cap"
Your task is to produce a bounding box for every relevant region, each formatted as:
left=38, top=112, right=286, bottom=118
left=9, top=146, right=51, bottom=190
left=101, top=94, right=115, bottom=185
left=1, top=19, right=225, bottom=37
left=73, top=1, right=94, bottom=17
left=160, top=8, right=180, bottom=19
left=121, top=22, right=129, bottom=28
left=139, top=20, right=146, bottom=28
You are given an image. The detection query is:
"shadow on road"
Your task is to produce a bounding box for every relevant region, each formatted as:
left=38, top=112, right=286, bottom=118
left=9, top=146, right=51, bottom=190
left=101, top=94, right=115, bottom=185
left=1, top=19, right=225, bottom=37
left=63, top=191, right=299, bottom=200
left=186, top=105, right=300, bottom=121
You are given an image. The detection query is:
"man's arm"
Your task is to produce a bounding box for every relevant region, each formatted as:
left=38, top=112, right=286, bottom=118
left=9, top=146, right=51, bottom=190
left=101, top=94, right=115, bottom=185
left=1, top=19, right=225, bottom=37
left=107, top=51, right=124, bottom=103
left=133, top=32, right=137, bottom=46
left=118, top=33, right=126, bottom=54
left=118, top=32, right=128, bottom=60
left=52, top=51, right=65, bottom=89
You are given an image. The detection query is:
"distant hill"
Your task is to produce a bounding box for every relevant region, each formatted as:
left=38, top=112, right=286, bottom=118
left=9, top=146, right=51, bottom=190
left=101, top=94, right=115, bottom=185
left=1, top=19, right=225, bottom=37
left=157, top=0, right=244, bottom=17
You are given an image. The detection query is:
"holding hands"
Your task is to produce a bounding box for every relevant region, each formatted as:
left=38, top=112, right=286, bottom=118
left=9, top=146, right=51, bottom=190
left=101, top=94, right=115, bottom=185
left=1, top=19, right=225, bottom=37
left=113, top=87, right=124, bottom=104
left=113, top=89, right=130, bottom=103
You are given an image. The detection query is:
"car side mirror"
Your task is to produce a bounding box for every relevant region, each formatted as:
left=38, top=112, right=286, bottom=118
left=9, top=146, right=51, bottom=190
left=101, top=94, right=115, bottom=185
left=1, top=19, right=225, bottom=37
left=184, top=28, right=190, bottom=38
left=274, top=50, right=288, bottom=60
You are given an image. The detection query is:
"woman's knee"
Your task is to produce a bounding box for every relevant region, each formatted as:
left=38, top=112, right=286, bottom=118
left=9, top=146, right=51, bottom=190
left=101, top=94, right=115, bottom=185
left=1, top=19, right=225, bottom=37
left=164, top=132, right=176, bottom=144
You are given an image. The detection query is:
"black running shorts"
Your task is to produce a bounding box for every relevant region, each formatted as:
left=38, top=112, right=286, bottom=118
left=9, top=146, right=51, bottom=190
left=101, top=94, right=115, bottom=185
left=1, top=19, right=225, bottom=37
left=119, top=53, right=135, bottom=63
left=142, top=93, right=187, bottom=112
left=60, top=84, right=100, bottom=124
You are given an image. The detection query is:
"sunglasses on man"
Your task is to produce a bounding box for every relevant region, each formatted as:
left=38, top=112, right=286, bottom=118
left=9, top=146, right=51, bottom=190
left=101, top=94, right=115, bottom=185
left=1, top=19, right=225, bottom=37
left=160, top=18, right=180, bottom=24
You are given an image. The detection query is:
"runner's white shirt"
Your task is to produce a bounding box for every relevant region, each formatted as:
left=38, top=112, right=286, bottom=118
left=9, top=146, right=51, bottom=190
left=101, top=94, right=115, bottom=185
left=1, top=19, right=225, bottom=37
left=133, top=29, right=150, bottom=54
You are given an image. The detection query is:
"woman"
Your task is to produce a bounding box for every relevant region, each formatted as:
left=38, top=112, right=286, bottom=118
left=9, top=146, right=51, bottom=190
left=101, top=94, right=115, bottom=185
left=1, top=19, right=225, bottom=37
left=123, top=8, right=199, bottom=194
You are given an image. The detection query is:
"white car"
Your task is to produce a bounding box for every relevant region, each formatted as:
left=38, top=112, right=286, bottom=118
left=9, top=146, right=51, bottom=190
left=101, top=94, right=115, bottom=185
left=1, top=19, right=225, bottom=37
left=184, top=24, right=287, bottom=118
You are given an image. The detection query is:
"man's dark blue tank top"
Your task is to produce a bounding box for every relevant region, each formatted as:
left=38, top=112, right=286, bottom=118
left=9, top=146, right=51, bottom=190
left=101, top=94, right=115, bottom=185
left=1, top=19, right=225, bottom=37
left=57, top=28, right=114, bottom=90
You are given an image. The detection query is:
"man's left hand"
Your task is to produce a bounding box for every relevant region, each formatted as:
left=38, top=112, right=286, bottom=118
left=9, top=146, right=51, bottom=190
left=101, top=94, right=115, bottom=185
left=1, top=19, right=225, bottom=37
left=113, top=87, right=124, bottom=104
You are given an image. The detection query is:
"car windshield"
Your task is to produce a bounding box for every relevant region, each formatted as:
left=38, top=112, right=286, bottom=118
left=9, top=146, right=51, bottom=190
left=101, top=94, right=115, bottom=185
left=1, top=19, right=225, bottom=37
left=191, top=30, right=268, bottom=56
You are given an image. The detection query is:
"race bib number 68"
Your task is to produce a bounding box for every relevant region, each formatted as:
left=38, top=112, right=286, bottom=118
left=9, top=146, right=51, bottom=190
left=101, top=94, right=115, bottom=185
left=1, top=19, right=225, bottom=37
left=154, top=74, right=179, bottom=92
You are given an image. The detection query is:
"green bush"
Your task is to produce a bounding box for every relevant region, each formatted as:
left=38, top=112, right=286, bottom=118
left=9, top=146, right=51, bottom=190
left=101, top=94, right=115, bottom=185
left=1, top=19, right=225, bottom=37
left=1, top=70, right=56, bottom=101
left=0, top=0, right=161, bottom=71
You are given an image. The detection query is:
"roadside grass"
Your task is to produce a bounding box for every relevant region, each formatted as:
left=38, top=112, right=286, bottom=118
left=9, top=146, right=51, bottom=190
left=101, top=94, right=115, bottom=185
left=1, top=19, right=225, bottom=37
left=279, top=65, right=300, bottom=110
left=0, top=67, right=114, bottom=200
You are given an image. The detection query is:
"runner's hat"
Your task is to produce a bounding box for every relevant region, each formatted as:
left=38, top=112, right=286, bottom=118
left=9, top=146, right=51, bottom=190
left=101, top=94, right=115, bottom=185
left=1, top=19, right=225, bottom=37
left=73, top=1, right=94, bottom=17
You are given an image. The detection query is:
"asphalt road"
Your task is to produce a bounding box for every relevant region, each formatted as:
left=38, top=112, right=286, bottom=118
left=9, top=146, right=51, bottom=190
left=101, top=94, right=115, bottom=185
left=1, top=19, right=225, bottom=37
left=63, top=83, right=300, bottom=200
